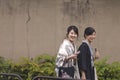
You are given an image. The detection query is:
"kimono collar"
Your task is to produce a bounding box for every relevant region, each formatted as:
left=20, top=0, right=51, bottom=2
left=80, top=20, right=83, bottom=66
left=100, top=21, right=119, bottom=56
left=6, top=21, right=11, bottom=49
left=64, top=39, right=75, bottom=52
left=65, top=39, right=74, bottom=46
left=82, top=40, right=91, bottom=46
left=82, top=40, right=93, bottom=55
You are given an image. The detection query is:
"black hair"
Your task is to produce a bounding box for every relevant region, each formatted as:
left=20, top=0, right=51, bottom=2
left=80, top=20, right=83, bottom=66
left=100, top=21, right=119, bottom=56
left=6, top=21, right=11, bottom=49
left=66, top=25, right=79, bottom=38
left=84, top=27, right=96, bottom=38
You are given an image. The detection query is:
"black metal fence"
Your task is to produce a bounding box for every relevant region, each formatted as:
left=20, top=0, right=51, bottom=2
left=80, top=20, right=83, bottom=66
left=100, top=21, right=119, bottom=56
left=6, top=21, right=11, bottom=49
left=0, top=73, right=82, bottom=80
left=32, top=76, right=81, bottom=80
left=0, top=73, right=23, bottom=80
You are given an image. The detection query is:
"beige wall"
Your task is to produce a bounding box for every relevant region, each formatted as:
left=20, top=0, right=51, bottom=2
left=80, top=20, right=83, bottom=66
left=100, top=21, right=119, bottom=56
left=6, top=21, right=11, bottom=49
left=0, top=0, right=120, bottom=62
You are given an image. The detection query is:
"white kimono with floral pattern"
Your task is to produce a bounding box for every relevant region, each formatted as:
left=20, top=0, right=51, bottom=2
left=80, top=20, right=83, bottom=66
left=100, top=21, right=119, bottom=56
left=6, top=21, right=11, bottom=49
left=55, top=39, right=80, bottom=79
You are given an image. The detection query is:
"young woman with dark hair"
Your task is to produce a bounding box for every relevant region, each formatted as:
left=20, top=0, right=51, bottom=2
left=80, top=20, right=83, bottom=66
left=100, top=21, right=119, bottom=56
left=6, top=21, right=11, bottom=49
left=77, top=27, right=100, bottom=80
left=55, top=25, right=80, bottom=79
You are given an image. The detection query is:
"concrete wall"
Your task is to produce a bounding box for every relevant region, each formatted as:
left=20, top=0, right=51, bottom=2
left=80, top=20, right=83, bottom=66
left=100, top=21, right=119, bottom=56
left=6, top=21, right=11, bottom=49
left=0, top=0, right=120, bottom=62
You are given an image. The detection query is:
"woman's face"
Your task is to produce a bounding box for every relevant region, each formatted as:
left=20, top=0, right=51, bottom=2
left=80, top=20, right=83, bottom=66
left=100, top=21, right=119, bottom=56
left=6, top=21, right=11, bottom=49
left=86, top=32, right=96, bottom=43
left=67, top=29, right=78, bottom=42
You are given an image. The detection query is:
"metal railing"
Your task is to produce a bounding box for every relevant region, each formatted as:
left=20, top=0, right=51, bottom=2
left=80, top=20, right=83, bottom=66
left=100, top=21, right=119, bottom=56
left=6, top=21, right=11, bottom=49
left=32, top=76, right=81, bottom=80
left=0, top=73, right=83, bottom=80
left=0, top=73, right=23, bottom=80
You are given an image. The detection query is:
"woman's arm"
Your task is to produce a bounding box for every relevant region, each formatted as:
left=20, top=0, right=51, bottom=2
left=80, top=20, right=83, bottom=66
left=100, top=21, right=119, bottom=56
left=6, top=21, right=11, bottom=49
left=81, top=70, right=86, bottom=80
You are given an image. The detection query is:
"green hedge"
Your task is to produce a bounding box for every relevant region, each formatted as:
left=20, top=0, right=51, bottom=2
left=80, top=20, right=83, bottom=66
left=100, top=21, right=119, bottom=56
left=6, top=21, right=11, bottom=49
left=0, top=55, right=120, bottom=80
left=0, top=55, right=56, bottom=80
left=95, top=58, right=120, bottom=80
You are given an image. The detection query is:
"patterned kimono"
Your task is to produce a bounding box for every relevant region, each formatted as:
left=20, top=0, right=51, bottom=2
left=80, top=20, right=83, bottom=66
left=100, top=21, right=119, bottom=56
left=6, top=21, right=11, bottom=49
left=55, top=39, right=80, bottom=79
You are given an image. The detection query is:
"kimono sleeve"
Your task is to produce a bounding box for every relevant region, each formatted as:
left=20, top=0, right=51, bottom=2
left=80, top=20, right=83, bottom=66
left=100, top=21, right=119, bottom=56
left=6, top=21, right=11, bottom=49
left=77, top=43, right=88, bottom=72
left=56, top=44, right=68, bottom=67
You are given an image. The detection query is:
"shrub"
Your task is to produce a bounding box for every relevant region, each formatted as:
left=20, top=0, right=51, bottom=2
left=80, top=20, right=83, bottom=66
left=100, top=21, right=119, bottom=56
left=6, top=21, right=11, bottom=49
left=95, top=58, right=120, bottom=80
left=0, top=55, right=120, bottom=80
left=0, top=56, right=12, bottom=73
left=10, top=54, right=56, bottom=80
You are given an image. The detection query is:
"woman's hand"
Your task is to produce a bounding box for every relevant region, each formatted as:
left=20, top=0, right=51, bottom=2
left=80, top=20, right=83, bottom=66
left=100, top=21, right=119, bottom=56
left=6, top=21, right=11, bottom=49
left=66, top=51, right=80, bottom=60
left=71, top=51, right=80, bottom=59
left=75, top=51, right=80, bottom=55
left=81, top=70, right=86, bottom=80
left=69, top=54, right=77, bottom=59
left=94, top=48, right=100, bottom=59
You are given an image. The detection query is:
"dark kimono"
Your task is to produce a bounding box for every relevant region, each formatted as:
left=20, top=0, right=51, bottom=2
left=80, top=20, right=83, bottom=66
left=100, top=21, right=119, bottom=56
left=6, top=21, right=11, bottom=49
left=77, top=42, right=95, bottom=80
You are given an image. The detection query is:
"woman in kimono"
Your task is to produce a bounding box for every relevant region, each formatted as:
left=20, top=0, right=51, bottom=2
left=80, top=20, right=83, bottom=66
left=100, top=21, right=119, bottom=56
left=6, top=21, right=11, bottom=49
left=55, top=25, right=80, bottom=79
left=77, top=27, right=100, bottom=80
